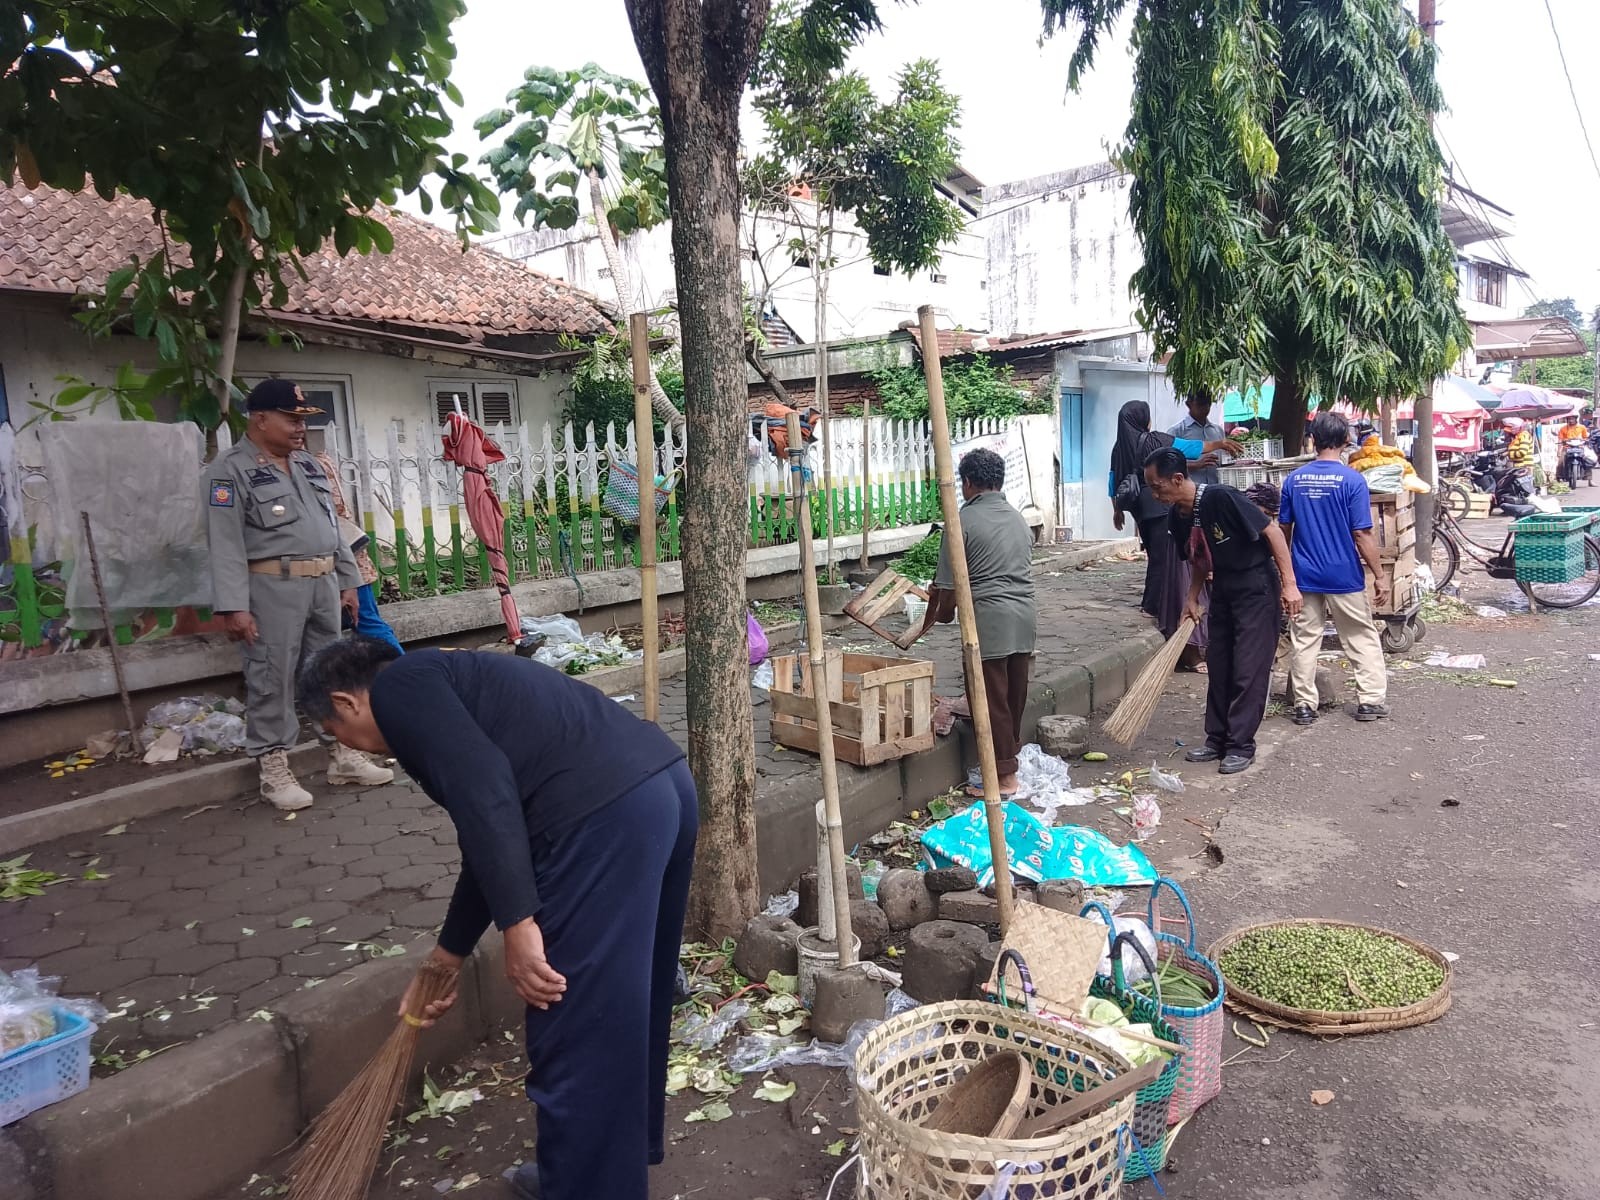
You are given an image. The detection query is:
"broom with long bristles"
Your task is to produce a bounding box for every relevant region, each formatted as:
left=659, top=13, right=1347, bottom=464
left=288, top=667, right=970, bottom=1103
left=287, top=959, right=461, bottom=1200
left=1103, top=618, right=1198, bottom=746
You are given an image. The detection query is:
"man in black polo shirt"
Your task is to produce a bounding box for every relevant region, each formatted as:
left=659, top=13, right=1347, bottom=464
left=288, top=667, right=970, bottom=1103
left=297, top=639, right=695, bottom=1200
left=1144, top=447, right=1301, bottom=774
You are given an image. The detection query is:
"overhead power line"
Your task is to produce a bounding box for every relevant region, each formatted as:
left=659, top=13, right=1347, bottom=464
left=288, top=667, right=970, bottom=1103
left=1541, top=0, right=1600, bottom=190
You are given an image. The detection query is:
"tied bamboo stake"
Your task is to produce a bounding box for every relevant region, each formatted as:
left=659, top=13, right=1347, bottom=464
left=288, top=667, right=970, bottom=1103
left=288, top=959, right=460, bottom=1200
left=79, top=512, right=137, bottom=743
left=1103, top=618, right=1198, bottom=746
left=859, top=394, right=873, bottom=573
left=916, top=305, right=1015, bottom=936
left=628, top=312, right=660, bottom=723
left=789, top=412, right=856, bottom=969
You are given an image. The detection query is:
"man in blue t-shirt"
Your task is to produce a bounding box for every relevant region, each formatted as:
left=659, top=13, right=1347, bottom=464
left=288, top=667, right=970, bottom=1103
left=1278, top=412, right=1390, bottom=726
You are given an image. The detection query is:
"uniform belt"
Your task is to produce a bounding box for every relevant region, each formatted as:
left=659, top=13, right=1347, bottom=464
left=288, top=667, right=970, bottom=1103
left=249, top=555, right=337, bottom=579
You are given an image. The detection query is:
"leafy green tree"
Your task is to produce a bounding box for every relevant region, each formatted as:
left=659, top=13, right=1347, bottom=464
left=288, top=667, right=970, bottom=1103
left=747, top=1, right=964, bottom=572
left=477, top=64, right=683, bottom=426
left=2, top=0, right=498, bottom=435
left=1042, top=0, right=1469, bottom=449
left=871, top=354, right=1054, bottom=424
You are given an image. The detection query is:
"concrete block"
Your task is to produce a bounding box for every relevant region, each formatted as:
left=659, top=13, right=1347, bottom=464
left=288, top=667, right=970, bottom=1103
left=1035, top=714, right=1091, bottom=760
left=796, top=864, right=865, bottom=929
left=274, top=949, right=484, bottom=1120
left=1036, top=879, right=1086, bottom=914
left=877, top=868, right=936, bottom=930
left=974, top=940, right=1002, bottom=998
left=1018, top=684, right=1057, bottom=748
left=850, top=898, right=891, bottom=959
left=811, top=966, right=888, bottom=1045
left=939, top=889, right=1000, bottom=926
left=923, top=865, right=979, bottom=894
left=902, top=921, right=990, bottom=1003
left=734, top=914, right=802, bottom=983
left=1274, top=668, right=1341, bottom=708
left=26, top=1020, right=298, bottom=1200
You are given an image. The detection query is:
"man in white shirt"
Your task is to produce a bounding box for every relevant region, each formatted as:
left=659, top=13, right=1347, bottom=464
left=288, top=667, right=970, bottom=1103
left=1169, top=391, right=1227, bottom=484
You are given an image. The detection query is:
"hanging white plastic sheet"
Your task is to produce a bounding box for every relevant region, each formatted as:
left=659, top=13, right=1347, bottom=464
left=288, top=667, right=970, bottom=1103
left=39, top=421, right=211, bottom=626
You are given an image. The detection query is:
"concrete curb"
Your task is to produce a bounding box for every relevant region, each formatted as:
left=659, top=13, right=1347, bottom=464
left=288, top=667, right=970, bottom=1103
left=0, top=743, right=324, bottom=851
left=0, top=621, right=811, bottom=854
left=2, top=538, right=1143, bottom=1200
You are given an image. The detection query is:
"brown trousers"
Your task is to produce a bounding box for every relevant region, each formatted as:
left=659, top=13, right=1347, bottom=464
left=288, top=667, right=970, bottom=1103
left=967, top=653, right=1033, bottom=777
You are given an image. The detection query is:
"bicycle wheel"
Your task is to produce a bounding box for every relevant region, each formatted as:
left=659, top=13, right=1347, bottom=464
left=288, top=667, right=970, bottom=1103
left=1519, top=535, right=1600, bottom=609
left=1439, top=481, right=1473, bottom=521
left=1428, top=526, right=1460, bottom=593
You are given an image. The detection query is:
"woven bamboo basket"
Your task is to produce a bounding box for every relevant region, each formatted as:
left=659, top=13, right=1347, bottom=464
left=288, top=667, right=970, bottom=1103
left=853, top=1000, right=1135, bottom=1200
left=1206, top=919, right=1452, bottom=1035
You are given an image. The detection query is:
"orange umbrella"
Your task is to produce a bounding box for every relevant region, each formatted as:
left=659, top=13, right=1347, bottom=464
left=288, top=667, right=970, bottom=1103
left=441, top=412, right=521, bottom=643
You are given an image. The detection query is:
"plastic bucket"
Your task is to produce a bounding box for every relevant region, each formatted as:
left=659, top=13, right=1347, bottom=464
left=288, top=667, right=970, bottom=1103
left=796, top=927, right=862, bottom=1007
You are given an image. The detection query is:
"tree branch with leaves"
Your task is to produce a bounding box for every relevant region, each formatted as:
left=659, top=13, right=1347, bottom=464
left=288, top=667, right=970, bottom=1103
left=477, top=63, right=683, bottom=427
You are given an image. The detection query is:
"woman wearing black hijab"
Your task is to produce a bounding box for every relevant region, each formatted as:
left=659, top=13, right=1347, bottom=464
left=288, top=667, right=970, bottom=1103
left=1110, top=400, right=1239, bottom=655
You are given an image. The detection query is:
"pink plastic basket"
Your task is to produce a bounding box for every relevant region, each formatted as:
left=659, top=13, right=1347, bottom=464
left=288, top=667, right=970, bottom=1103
left=0, top=1007, right=95, bottom=1126
left=1148, top=879, right=1225, bottom=1123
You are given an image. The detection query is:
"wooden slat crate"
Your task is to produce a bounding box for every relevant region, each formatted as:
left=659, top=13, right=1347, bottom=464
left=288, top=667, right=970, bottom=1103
left=769, top=650, right=936, bottom=766
left=844, top=568, right=929, bottom=649
left=1462, top=490, right=1493, bottom=519
left=1366, top=549, right=1417, bottom=617
left=1370, top=492, right=1416, bottom=561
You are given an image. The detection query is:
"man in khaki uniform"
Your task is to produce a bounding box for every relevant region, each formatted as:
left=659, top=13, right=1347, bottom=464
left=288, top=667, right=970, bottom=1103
left=206, top=379, right=393, bottom=809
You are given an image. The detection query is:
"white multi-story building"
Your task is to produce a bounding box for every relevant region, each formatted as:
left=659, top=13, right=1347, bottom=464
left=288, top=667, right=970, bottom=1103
left=487, top=167, right=989, bottom=345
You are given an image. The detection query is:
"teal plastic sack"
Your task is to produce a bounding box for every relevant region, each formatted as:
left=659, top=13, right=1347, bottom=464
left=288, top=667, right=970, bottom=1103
left=919, top=801, right=1157, bottom=889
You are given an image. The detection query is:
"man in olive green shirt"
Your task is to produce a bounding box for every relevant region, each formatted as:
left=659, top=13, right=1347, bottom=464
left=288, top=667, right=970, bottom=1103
left=911, top=448, right=1037, bottom=797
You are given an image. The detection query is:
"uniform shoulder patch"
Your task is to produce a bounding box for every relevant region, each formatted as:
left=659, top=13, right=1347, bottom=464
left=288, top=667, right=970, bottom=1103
left=209, top=479, right=235, bottom=507
left=246, top=466, right=278, bottom=488
left=297, top=457, right=323, bottom=477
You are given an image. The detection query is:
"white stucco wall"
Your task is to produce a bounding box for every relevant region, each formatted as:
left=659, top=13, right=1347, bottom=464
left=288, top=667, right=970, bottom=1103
left=984, top=166, right=1140, bottom=340
left=1056, top=356, right=1177, bottom=543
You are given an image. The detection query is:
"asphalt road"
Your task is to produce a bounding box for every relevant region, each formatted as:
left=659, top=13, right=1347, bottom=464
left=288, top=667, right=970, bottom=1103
left=1162, top=607, right=1600, bottom=1200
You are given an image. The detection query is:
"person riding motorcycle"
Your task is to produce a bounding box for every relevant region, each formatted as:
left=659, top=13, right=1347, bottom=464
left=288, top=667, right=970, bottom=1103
left=1557, top=415, right=1595, bottom=485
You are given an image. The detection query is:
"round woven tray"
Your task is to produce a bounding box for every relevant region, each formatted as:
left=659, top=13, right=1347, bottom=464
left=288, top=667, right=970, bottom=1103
left=1206, top=919, right=1452, bottom=1036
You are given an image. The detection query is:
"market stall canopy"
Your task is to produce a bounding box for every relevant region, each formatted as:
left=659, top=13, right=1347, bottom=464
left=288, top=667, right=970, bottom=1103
left=1222, top=382, right=1274, bottom=424
left=1387, top=375, right=1501, bottom=420
left=1473, top=317, right=1586, bottom=362
left=1491, top=387, right=1577, bottom=422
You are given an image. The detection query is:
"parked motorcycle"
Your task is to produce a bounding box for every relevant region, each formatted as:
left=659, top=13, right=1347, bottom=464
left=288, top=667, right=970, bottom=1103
left=1561, top=437, right=1595, bottom=487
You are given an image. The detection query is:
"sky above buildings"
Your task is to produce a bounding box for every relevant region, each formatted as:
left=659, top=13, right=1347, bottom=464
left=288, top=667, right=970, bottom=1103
left=424, top=0, right=1600, bottom=319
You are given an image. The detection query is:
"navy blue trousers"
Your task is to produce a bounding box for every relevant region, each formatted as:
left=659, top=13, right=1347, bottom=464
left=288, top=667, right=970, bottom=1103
left=522, top=759, right=698, bottom=1199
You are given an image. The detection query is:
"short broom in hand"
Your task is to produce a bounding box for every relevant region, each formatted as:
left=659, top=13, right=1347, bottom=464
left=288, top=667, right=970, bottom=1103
left=1103, top=618, right=1197, bottom=746
left=287, top=958, right=460, bottom=1200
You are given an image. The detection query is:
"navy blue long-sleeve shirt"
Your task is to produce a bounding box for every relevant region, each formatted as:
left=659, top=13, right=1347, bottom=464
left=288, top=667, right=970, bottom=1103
left=369, top=649, right=685, bottom=957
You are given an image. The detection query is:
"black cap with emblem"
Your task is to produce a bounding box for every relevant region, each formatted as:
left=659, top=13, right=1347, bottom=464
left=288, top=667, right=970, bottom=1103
left=246, top=378, right=320, bottom=416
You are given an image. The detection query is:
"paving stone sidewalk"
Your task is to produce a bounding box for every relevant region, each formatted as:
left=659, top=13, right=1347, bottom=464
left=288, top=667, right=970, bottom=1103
left=0, top=552, right=1150, bottom=1061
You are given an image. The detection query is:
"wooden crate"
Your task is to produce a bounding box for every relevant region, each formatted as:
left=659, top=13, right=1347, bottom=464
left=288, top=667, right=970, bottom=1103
left=1370, top=492, right=1416, bottom=561
left=1462, top=490, right=1493, bottom=520
left=1365, top=550, right=1417, bottom=617
left=844, top=568, right=929, bottom=649
left=769, top=650, right=936, bottom=767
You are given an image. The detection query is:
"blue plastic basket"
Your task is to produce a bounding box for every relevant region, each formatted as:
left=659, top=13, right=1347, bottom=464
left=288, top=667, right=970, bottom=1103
left=0, top=1007, right=95, bottom=1126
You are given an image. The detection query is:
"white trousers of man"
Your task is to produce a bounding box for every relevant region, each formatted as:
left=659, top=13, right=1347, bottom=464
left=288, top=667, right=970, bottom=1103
left=1288, top=591, right=1387, bottom=708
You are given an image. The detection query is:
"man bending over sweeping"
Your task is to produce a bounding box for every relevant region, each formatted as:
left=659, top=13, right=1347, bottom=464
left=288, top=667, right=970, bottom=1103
left=297, top=638, right=697, bottom=1200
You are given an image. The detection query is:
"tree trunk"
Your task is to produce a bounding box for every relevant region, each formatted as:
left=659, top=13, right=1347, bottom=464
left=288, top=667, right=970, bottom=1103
left=627, top=0, right=767, bottom=943
left=587, top=168, right=684, bottom=429
left=1267, top=367, right=1307, bottom=455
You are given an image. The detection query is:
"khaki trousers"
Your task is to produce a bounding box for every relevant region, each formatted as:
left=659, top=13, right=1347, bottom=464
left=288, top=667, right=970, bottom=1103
left=1289, top=591, right=1387, bottom=708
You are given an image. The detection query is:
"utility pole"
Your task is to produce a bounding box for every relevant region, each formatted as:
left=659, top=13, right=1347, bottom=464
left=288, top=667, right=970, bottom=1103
left=1413, top=0, right=1440, bottom=536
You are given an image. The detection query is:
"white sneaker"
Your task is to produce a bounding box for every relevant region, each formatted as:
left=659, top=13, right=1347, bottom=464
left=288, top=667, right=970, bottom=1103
left=327, top=743, right=395, bottom=786
left=259, top=750, right=314, bottom=811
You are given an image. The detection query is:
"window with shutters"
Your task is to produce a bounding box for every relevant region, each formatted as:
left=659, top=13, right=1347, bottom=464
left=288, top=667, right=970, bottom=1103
left=429, top=380, right=521, bottom=432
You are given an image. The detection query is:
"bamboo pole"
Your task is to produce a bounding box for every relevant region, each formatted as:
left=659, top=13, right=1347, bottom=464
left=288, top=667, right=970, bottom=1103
left=917, top=305, right=1015, bottom=935
left=788, top=412, right=856, bottom=968
left=859, top=395, right=873, bottom=573
left=629, top=313, right=660, bottom=723
left=79, top=512, right=137, bottom=743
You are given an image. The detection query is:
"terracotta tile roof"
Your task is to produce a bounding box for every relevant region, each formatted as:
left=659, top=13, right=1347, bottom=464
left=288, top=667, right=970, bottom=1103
left=0, top=184, right=612, bottom=338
